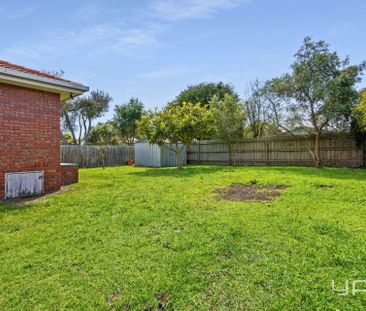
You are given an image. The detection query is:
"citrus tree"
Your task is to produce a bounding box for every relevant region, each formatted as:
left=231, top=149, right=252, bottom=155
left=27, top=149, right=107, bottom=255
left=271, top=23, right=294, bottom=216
left=354, top=90, right=366, bottom=131
left=138, top=102, right=214, bottom=168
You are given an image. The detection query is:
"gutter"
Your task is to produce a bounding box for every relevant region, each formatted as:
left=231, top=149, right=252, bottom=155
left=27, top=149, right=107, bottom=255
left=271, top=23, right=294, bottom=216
left=0, top=67, right=89, bottom=100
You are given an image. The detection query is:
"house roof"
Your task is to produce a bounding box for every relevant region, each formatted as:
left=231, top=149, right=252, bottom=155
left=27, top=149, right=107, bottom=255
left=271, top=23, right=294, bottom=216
left=0, top=60, right=89, bottom=100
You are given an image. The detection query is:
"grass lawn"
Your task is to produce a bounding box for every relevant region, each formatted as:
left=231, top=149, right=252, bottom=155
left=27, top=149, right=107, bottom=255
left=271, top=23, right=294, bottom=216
left=1, top=166, right=366, bottom=310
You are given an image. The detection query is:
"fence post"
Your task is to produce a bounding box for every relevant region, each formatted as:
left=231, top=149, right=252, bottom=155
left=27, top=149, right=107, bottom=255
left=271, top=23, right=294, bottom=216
left=266, top=141, right=270, bottom=166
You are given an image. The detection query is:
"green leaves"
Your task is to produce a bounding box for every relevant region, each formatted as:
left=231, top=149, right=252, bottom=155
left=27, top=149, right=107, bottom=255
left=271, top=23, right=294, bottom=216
left=171, top=82, right=239, bottom=107
left=138, top=102, right=215, bottom=146
left=210, top=94, right=245, bottom=143
left=75, top=90, right=112, bottom=119
left=61, top=90, right=112, bottom=144
left=264, top=37, right=365, bottom=134
left=353, top=90, right=366, bottom=131
left=88, top=122, right=119, bottom=145
left=114, top=98, right=144, bottom=144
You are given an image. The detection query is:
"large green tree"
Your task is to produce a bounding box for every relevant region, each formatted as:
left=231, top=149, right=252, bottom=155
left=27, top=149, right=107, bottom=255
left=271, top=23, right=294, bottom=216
left=62, top=90, right=112, bottom=145
left=88, top=122, right=119, bottom=145
left=114, top=98, right=144, bottom=145
left=353, top=90, right=366, bottom=130
left=171, top=82, right=239, bottom=107
left=352, top=90, right=366, bottom=144
left=262, top=37, right=365, bottom=167
left=244, top=79, right=271, bottom=138
left=138, top=102, right=214, bottom=168
left=210, top=94, right=245, bottom=165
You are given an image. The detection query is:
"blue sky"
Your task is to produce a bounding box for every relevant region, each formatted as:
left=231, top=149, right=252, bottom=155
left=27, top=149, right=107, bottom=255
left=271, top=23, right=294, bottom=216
left=1, top=0, right=365, bottom=122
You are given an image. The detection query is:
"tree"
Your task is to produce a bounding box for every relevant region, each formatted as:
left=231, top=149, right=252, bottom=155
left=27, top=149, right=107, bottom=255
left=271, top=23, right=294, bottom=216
left=262, top=37, right=365, bottom=167
left=171, top=82, right=239, bottom=107
left=353, top=90, right=366, bottom=129
left=61, top=90, right=112, bottom=145
left=114, top=98, right=144, bottom=144
left=88, top=122, right=119, bottom=145
left=138, top=102, right=215, bottom=168
left=210, top=94, right=245, bottom=165
left=244, top=79, right=270, bottom=138
left=61, top=132, right=74, bottom=144
left=352, top=90, right=366, bottom=144
left=61, top=100, right=78, bottom=144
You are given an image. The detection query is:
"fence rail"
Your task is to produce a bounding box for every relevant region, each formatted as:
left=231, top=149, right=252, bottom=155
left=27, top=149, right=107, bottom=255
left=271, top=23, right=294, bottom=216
left=61, top=145, right=135, bottom=168
left=62, top=135, right=364, bottom=169
left=187, top=135, right=365, bottom=168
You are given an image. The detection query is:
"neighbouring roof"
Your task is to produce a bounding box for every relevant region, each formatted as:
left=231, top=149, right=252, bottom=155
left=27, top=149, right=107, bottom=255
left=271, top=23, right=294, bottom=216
left=0, top=60, right=89, bottom=100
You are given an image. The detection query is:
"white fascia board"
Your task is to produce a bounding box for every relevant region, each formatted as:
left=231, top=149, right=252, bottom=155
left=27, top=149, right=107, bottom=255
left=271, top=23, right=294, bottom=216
left=0, top=67, right=89, bottom=100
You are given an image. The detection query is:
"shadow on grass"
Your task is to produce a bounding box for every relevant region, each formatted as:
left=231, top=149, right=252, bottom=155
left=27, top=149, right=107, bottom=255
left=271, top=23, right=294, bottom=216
left=130, top=164, right=366, bottom=181
left=0, top=196, right=44, bottom=213
left=265, top=166, right=366, bottom=181
left=129, top=165, right=231, bottom=178
left=0, top=186, right=71, bottom=214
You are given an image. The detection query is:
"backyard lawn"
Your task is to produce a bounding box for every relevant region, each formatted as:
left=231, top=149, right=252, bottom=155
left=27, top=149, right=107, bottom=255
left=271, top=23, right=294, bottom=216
left=1, top=165, right=366, bottom=310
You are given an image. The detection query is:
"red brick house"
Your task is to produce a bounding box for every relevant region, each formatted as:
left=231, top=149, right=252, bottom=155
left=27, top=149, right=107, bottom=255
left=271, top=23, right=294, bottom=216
left=0, top=60, right=88, bottom=200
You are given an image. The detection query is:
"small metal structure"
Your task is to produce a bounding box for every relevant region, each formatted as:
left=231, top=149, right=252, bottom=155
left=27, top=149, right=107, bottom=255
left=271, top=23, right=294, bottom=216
left=135, top=139, right=186, bottom=167
left=5, top=171, right=44, bottom=199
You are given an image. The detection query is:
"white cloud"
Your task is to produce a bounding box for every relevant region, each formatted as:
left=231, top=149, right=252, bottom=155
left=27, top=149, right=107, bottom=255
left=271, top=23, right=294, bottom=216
left=2, top=0, right=249, bottom=61
left=136, top=67, right=198, bottom=80
left=152, top=0, right=249, bottom=21
left=2, top=23, right=165, bottom=60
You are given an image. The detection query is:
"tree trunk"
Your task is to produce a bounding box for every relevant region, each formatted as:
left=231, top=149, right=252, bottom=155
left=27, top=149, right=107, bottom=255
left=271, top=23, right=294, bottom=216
left=62, top=111, right=78, bottom=144
left=228, top=143, right=233, bottom=166
left=175, top=144, right=182, bottom=169
left=78, top=115, right=83, bottom=145
left=83, top=118, right=92, bottom=145
left=314, top=133, right=321, bottom=168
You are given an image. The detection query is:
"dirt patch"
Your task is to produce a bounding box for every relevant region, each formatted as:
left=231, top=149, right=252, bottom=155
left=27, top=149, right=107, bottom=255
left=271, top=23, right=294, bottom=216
left=314, top=184, right=334, bottom=189
left=215, top=183, right=288, bottom=202
left=105, top=289, right=123, bottom=305
left=144, top=292, right=172, bottom=311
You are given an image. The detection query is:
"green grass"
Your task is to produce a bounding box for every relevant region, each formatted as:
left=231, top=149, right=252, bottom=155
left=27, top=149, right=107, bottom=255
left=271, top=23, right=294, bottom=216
left=1, top=166, right=366, bottom=310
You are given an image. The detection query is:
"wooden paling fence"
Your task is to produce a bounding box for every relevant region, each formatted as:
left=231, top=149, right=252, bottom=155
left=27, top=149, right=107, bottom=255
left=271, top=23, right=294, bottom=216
left=61, top=145, right=135, bottom=168
left=187, top=135, right=365, bottom=168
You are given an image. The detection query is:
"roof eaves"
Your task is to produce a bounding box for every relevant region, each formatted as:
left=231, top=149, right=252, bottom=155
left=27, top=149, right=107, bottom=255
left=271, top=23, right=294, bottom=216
left=0, top=67, right=89, bottom=92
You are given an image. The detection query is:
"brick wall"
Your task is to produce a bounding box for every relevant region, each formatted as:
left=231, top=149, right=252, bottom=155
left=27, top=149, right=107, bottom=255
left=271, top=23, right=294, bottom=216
left=61, top=164, right=79, bottom=185
left=0, top=83, right=61, bottom=200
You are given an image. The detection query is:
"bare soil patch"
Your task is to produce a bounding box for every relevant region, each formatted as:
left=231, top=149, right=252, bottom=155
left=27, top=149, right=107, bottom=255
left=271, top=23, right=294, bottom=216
left=105, top=289, right=123, bottom=305
left=215, top=183, right=288, bottom=202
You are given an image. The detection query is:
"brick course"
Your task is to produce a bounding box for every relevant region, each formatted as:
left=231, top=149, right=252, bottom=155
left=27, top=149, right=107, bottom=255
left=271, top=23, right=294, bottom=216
left=0, top=83, right=61, bottom=199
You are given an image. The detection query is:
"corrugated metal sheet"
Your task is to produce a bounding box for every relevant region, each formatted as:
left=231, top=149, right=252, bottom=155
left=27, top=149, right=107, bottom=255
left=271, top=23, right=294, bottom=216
left=135, top=142, right=161, bottom=167
left=161, top=144, right=186, bottom=167
left=135, top=141, right=186, bottom=167
left=5, top=171, right=44, bottom=199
